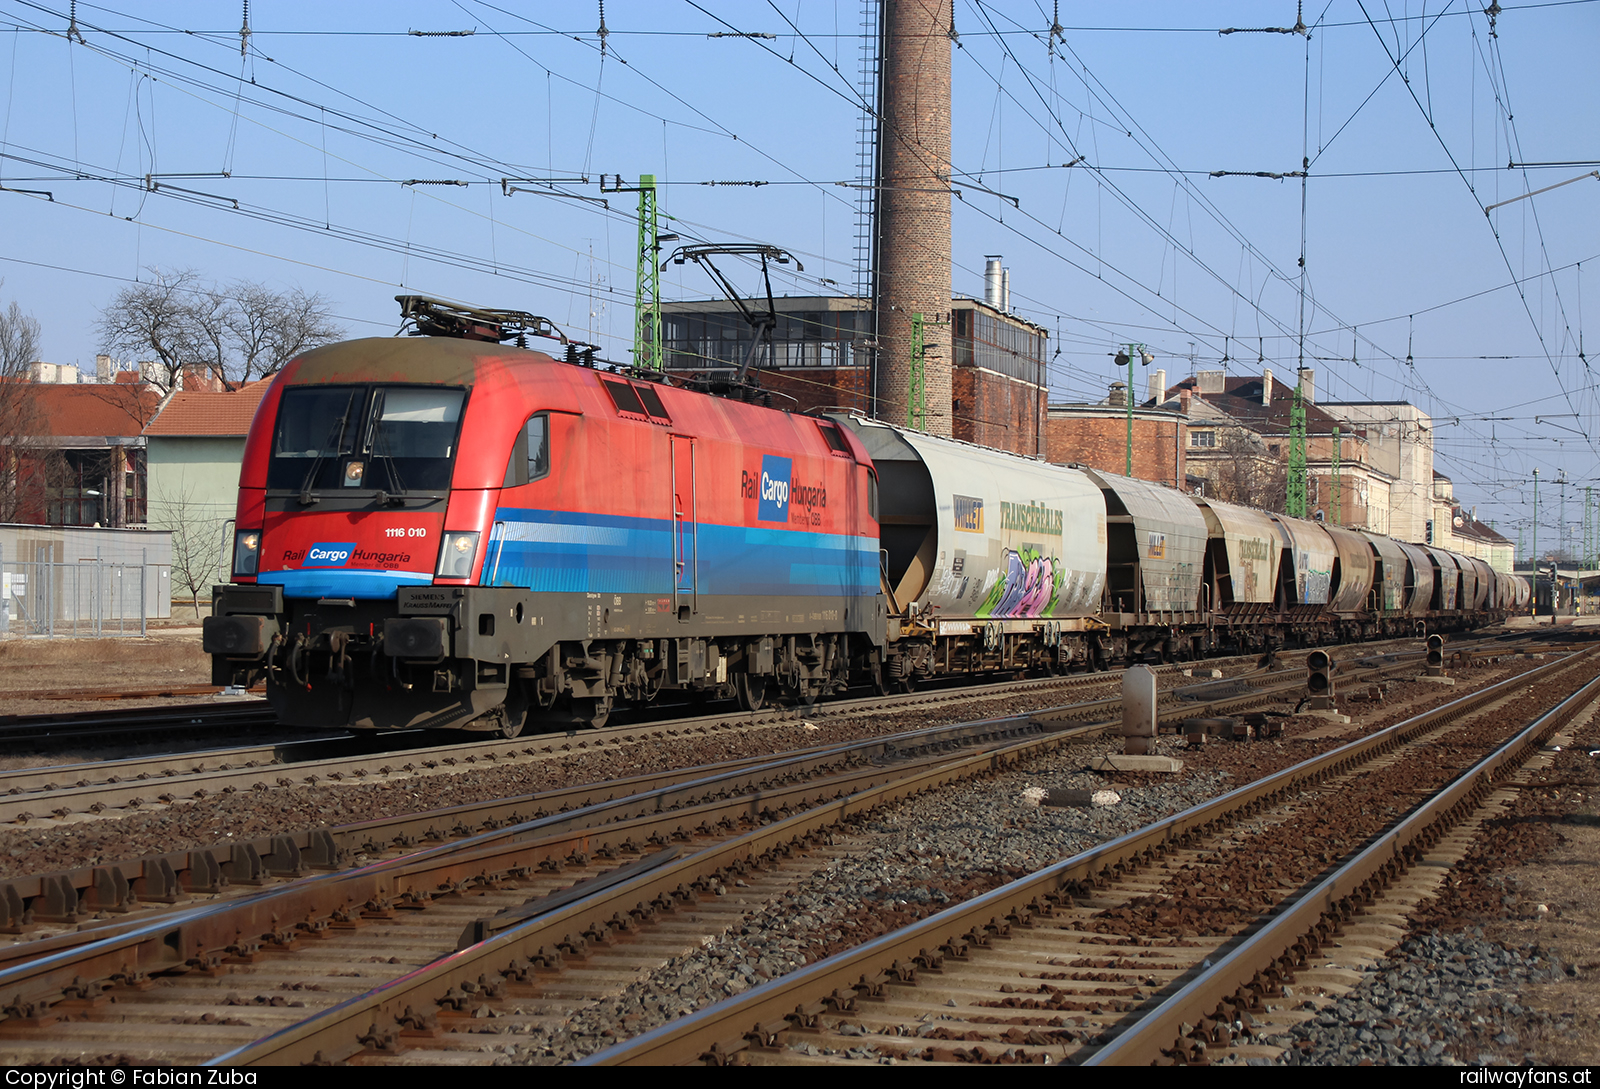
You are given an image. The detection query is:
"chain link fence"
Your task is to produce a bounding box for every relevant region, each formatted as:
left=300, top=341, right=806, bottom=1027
left=0, top=528, right=173, bottom=637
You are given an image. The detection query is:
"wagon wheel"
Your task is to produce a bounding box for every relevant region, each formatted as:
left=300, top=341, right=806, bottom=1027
left=1089, top=642, right=1108, bottom=672
left=734, top=673, right=767, bottom=712
left=894, top=675, right=917, bottom=695
left=869, top=654, right=889, bottom=697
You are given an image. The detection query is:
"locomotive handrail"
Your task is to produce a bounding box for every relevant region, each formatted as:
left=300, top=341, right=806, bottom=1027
left=487, top=521, right=507, bottom=585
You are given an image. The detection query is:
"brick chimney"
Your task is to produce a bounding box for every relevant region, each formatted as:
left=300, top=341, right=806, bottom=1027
left=875, top=0, right=953, bottom=435
left=1179, top=389, right=1192, bottom=415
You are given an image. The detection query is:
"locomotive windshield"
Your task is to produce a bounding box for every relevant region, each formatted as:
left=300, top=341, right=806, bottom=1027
left=268, top=384, right=466, bottom=495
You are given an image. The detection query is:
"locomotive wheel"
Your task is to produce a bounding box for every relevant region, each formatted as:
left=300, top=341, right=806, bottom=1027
left=574, top=696, right=611, bottom=729
left=894, top=675, right=916, bottom=694
left=734, top=674, right=767, bottom=712
left=793, top=679, right=822, bottom=710
left=498, top=705, right=526, bottom=739
left=284, top=633, right=309, bottom=688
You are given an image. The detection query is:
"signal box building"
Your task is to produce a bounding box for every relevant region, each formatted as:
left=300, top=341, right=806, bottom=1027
left=659, top=295, right=1047, bottom=457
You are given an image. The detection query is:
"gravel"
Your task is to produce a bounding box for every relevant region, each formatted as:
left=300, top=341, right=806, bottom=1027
left=507, top=734, right=1235, bottom=1064
left=1267, top=930, right=1577, bottom=1066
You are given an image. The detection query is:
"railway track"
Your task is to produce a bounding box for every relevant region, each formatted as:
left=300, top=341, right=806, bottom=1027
left=0, top=631, right=1536, bottom=768
left=575, top=645, right=1598, bottom=1066
left=0, top=700, right=278, bottom=750
left=0, top=635, right=1556, bottom=1064
left=0, top=638, right=1478, bottom=931
left=3, top=635, right=1507, bottom=829
left=0, top=650, right=1287, bottom=827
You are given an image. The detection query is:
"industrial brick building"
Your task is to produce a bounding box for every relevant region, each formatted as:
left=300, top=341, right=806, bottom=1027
left=659, top=290, right=1048, bottom=457
left=1044, top=396, right=1188, bottom=487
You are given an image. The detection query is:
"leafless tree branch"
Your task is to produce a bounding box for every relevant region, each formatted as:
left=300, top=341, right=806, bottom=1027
left=97, top=267, right=344, bottom=392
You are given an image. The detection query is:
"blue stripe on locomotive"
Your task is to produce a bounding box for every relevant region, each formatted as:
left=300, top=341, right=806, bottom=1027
left=482, top=508, right=878, bottom=598
left=256, top=568, right=434, bottom=598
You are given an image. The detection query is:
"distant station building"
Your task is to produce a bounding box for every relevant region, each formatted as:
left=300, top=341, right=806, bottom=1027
left=659, top=289, right=1048, bottom=458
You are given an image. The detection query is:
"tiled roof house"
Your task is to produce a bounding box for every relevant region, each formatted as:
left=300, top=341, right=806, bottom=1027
left=143, top=379, right=272, bottom=538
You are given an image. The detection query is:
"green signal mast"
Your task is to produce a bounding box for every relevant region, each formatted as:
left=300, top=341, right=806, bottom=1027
left=601, top=173, right=672, bottom=371
left=1286, top=379, right=1308, bottom=518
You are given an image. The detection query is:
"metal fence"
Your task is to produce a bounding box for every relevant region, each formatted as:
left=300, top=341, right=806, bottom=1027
left=1, top=545, right=171, bottom=637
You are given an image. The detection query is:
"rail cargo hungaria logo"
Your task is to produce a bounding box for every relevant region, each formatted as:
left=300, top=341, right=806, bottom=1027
left=756, top=455, right=791, bottom=523
left=302, top=542, right=356, bottom=567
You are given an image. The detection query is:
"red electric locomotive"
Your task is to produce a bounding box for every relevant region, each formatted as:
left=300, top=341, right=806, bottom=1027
left=204, top=301, right=884, bottom=735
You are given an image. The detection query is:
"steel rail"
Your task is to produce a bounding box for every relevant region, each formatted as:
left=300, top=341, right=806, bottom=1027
left=205, top=717, right=1078, bottom=1064
left=0, top=643, right=1451, bottom=945
left=575, top=648, right=1592, bottom=1066
left=0, top=701, right=276, bottom=745
left=0, top=636, right=1476, bottom=819
left=1086, top=660, right=1600, bottom=1064
left=0, top=715, right=1048, bottom=985
left=0, top=658, right=1163, bottom=823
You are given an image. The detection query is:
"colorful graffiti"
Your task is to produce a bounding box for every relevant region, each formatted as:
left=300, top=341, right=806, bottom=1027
left=976, top=546, right=1064, bottom=619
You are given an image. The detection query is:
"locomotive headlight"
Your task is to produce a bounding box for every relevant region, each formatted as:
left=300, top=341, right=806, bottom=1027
left=435, top=531, right=480, bottom=580
left=233, top=530, right=261, bottom=577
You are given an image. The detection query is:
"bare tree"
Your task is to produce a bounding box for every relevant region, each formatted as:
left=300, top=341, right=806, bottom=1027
left=153, top=478, right=226, bottom=617
left=97, top=267, right=344, bottom=392
left=0, top=290, right=67, bottom=524
left=95, top=268, right=214, bottom=394
left=225, top=282, right=345, bottom=381
left=1198, top=428, right=1287, bottom=512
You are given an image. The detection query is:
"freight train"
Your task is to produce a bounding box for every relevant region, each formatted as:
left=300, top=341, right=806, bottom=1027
left=203, top=303, right=1528, bottom=736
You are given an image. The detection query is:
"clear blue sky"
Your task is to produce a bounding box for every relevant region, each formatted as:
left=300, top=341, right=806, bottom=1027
left=1, top=1, right=1596, bottom=549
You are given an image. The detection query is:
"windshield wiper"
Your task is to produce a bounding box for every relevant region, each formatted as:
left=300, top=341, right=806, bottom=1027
left=369, top=411, right=410, bottom=503
left=298, top=391, right=358, bottom=505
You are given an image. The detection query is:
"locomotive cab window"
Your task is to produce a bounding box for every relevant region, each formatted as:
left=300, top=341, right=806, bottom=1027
left=503, top=413, right=552, bottom=488
left=267, top=384, right=466, bottom=496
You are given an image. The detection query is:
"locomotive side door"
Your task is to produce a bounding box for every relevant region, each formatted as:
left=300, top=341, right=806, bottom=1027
left=671, top=434, right=697, bottom=617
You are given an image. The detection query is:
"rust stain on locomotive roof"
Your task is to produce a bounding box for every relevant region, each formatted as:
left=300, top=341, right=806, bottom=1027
left=283, top=336, right=549, bottom=387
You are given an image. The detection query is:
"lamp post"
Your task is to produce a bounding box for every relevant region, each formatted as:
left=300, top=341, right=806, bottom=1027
left=1115, top=343, right=1155, bottom=476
